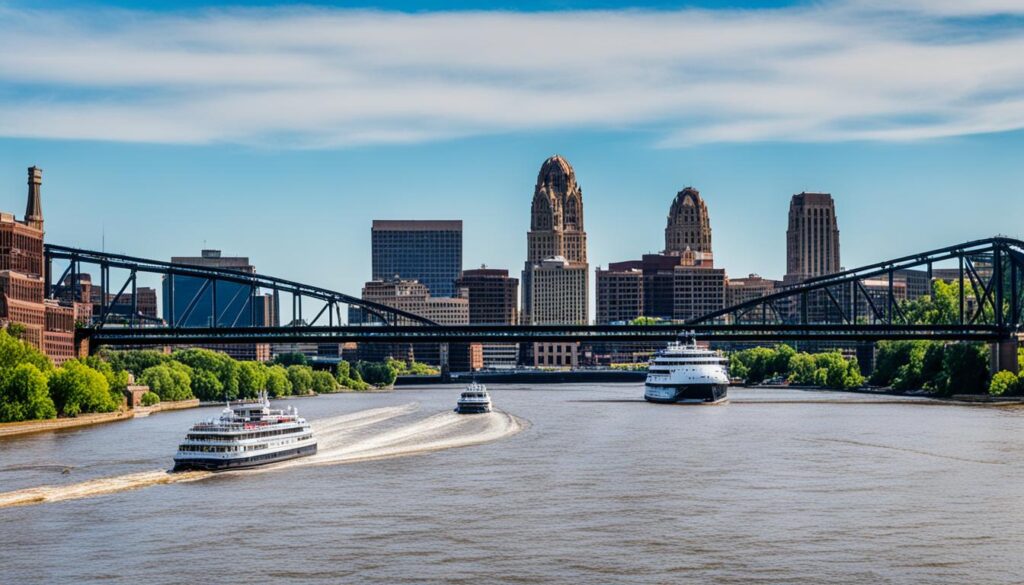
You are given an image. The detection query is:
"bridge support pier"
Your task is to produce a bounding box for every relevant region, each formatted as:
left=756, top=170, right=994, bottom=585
left=440, top=343, right=451, bottom=383
left=74, top=334, right=91, bottom=358
left=990, top=338, right=1019, bottom=375
left=855, top=342, right=875, bottom=377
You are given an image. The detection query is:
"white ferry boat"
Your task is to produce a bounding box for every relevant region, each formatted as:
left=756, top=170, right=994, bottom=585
left=644, top=336, right=729, bottom=404
left=455, top=381, right=492, bottom=414
left=173, top=392, right=317, bottom=471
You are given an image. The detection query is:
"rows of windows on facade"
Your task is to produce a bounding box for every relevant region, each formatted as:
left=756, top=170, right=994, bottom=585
left=0, top=167, right=80, bottom=363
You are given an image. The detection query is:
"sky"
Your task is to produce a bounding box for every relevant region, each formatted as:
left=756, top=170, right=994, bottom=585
left=1, top=0, right=1023, bottom=315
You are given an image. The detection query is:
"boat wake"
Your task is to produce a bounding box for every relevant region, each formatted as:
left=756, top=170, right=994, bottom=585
left=0, top=403, right=524, bottom=509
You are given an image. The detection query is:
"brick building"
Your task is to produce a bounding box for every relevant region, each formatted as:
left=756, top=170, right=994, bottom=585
left=455, top=267, right=519, bottom=368
left=0, top=167, right=87, bottom=363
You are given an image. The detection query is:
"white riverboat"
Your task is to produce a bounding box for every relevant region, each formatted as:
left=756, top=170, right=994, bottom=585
left=644, top=336, right=729, bottom=404
left=173, top=392, right=317, bottom=471
left=455, top=381, right=492, bottom=414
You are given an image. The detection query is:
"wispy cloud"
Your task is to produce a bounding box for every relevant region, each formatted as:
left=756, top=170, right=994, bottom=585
left=0, top=1, right=1021, bottom=147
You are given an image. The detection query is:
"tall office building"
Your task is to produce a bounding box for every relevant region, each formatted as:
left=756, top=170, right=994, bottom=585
left=162, top=249, right=274, bottom=361
left=456, top=268, right=519, bottom=324
left=371, top=220, right=462, bottom=297
left=596, top=263, right=644, bottom=325
left=664, top=186, right=712, bottom=258
left=163, top=250, right=269, bottom=327
left=456, top=267, right=519, bottom=368
left=522, top=155, right=589, bottom=367
left=785, top=192, right=840, bottom=284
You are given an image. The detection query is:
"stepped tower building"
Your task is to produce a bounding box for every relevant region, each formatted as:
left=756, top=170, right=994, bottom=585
left=664, top=186, right=711, bottom=258
left=522, top=155, right=589, bottom=367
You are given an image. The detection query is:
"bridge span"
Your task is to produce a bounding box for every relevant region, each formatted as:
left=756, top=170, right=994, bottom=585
left=43, top=236, right=1024, bottom=373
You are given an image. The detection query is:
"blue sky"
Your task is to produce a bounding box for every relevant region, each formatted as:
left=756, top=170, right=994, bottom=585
left=1, top=0, right=1023, bottom=313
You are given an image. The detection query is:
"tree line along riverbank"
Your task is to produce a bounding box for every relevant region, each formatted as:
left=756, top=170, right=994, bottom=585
left=729, top=341, right=1020, bottom=397
left=0, top=325, right=437, bottom=425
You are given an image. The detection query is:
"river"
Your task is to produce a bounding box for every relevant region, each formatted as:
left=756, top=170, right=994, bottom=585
left=2, top=384, right=1023, bottom=584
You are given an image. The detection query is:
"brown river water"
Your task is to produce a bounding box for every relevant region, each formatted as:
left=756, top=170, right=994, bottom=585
left=1, top=384, right=1023, bottom=584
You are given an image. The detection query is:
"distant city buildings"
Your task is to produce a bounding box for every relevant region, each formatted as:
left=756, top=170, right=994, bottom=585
left=352, top=277, right=480, bottom=371
left=522, top=156, right=589, bottom=367
left=726, top=274, right=782, bottom=309
left=371, top=220, right=462, bottom=297
left=597, top=187, right=726, bottom=327
left=162, top=249, right=274, bottom=361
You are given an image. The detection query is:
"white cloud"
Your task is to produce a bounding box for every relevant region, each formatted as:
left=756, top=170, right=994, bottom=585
left=0, top=2, right=1021, bottom=147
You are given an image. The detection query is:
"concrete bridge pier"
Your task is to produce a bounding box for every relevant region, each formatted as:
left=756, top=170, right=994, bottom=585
left=855, top=342, right=875, bottom=377
left=990, top=338, right=1020, bottom=375
left=440, top=343, right=451, bottom=383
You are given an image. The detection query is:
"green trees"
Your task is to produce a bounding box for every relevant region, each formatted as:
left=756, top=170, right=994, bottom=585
left=385, top=358, right=439, bottom=376
left=729, top=345, right=863, bottom=390
left=0, top=328, right=52, bottom=374
left=356, top=361, right=398, bottom=387
left=191, top=369, right=224, bottom=401
left=237, top=361, right=268, bottom=398
left=729, top=345, right=793, bottom=384
left=934, top=343, right=989, bottom=395
left=311, top=370, right=338, bottom=394
left=0, top=363, right=56, bottom=422
left=103, top=349, right=169, bottom=378
left=266, top=365, right=292, bottom=397
left=140, top=391, right=161, bottom=406
left=0, top=330, right=58, bottom=422
left=335, top=360, right=370, bottom=391
left=869, top=340, right=991, bottom=395
left=172, top=348, right=240, bottom=401
left=286, top=365, right=315, bottom=395
left=48, top=360, right=118, bottom=417
left=83, top=356, right=131, bottom=404
left=140, top=364, right=194, bottom=402
left=783, top=351, right=863, bottom=389
left=989, top=371, right=1018, bottom=396
left=273, top=352, right=310, bottom=367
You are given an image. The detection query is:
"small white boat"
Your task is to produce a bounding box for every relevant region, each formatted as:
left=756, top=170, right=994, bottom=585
left=455, top=381, right=492, bottom=414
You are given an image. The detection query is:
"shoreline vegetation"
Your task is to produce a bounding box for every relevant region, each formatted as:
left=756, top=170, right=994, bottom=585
left=728, top=341, right=1018, bottom=398
left=0, top=328, right=430, bottom=427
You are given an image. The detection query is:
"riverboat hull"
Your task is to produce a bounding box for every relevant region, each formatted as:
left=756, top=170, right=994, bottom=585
left=454, top=403, right=492, bottom=414
left=172, top=443, right=318, bottom=472
left=644, top=383, right=728, bottom=404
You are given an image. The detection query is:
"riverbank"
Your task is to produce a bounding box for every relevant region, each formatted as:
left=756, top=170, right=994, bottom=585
left=0, top=399, right=202, bottom=438
left=0, top=410, right=134, bottom=438
left=750, top=383, right=1024, bottom=405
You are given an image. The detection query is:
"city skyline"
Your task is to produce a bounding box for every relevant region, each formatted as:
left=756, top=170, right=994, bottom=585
left=0, top=0, right=1022, bottom=313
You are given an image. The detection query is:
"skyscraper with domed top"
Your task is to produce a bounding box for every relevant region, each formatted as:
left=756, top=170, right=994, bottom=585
left=664, top=186, right=712, bottom=262
left=522, top=155, right=589, bottom=367
left=525, top=155, right=587, bottom=267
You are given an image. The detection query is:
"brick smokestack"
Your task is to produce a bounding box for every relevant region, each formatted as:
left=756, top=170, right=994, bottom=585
left=25, top=166, right=43, bottom=231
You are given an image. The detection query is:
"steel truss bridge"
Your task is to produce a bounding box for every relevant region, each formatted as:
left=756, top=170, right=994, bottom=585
left=45, top=237, right=1024, bottom=350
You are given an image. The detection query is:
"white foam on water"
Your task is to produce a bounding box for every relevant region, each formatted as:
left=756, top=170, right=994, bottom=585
left=0, top=469, right=210, bottom=509
left=291, top=410, right=524, bottom=467
left=0, top=403, right=525, bottom=509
